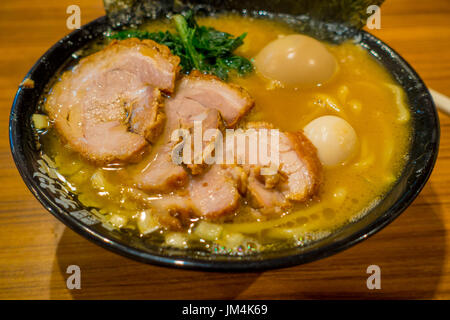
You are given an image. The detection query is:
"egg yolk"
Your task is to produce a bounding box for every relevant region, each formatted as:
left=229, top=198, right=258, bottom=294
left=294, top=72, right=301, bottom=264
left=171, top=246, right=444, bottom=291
left=254, top=34, right=337, bottom=86
left=304, top=115, right=358, bottom=166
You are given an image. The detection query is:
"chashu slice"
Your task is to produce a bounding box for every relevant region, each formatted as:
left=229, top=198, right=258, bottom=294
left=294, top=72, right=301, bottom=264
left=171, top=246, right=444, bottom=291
left=175, top=71, right=254, bottom=128
left=189, top=165, right=241, bottom=219
left=133, top=143, right=189, bottom=193
left=242, top=122, right=322, bottom=213
left=45, top=39, right=180, bottom=164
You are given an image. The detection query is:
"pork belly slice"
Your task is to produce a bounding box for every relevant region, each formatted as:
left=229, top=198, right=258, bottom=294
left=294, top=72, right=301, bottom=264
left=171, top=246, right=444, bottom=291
left=247, top=171, right=289, bottom=214
left=278, top=131, right=322, bottom=201
left=189, top=165, right=241, bottom=219
left=149, top=195, right=194, bottom=230
left=96, top=39, right=180, bottom=93
left=136, top=165, right=242, bottom=221
left=129, top=165, right=241, bottom=226
left=176, top=71, right=255, bottom=128
left=165, top=94, right=222, bottom=174
left=45, top=39, right=180, bottom=163
left=165, top=95, right=221, bottom=134
left=133, top=144, right=188, bottom=193
left=125, top=188, right=192, bottom=231
left=242, top=122, right=322, bottom=211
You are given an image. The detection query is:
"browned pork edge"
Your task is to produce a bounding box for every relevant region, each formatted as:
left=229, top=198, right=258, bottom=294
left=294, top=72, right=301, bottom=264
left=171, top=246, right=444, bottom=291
left=284, top=131, right=323, bottom=201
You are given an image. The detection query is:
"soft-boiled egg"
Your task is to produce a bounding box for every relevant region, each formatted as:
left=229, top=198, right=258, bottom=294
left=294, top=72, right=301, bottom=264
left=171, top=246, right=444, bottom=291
left=304, top=116, right=357, bottom=166
left=254, top=34, right=337, bottom=86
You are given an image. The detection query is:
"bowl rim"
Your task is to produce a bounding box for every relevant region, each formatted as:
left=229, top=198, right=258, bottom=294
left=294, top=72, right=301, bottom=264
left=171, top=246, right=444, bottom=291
left=9, top=15, right=440, bottom=271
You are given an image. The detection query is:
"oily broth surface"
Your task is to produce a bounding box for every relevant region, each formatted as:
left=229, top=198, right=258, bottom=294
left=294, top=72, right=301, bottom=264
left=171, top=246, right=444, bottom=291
left=38, top=14, right=411, bottom=253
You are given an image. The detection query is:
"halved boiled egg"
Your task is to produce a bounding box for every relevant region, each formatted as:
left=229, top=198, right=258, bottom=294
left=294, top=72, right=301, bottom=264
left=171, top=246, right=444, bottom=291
left=254, top=34, right=337, bottom=86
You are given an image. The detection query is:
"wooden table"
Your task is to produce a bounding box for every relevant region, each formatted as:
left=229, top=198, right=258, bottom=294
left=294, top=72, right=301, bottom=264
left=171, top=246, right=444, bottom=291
left=0, top=0, right=449, bottom=300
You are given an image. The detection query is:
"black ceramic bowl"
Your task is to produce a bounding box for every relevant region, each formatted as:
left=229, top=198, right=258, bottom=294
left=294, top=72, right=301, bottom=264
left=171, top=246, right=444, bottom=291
left=9, top=9, right=439, bottom=271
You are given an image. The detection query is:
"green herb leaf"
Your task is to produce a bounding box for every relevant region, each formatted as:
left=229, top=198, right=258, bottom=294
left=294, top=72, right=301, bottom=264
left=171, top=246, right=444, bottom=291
left=107, top=11, right=253, bottom=80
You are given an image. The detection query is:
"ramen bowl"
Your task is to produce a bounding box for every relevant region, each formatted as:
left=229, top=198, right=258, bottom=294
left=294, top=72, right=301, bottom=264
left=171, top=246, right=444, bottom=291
left=9, top=3, right=439, bottom=271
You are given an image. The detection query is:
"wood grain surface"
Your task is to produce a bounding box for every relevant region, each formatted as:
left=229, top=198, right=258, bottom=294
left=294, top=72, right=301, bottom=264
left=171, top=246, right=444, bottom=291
left=0, top=0, right=449, bottom=300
